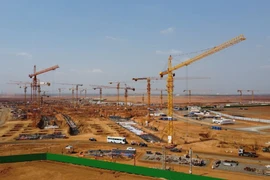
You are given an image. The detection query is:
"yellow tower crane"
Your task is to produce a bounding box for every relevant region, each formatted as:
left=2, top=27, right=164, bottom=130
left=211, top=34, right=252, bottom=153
left=159, top=34, right=246, bottom=144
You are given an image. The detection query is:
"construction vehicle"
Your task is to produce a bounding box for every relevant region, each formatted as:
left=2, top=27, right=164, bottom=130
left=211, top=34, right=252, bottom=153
left=159, top=34, right=246, bottom=144
left=262, top=146, right=270, bottom=152
left=238, top=148, right=258, bottom=157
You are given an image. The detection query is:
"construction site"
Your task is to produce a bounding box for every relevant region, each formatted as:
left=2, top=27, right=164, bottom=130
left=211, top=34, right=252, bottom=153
left=1, top=2, right=270, bottom=180
left=1, top=34, right=270, bottom=180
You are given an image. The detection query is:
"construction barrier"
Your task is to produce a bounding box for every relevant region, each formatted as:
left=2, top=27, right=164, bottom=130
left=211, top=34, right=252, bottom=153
left=0, top=153, right=220, bottom=180
left=0, top=153, right=46, bottom=163
left=211, top=126, right=222, bottom=130
left=210, top=111, right=270, bottom=123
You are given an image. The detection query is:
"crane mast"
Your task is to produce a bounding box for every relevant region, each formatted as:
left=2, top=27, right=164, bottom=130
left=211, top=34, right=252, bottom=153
left=159, top=34, right=246, bottom=144
left=237, top=90, right=243, bottom=104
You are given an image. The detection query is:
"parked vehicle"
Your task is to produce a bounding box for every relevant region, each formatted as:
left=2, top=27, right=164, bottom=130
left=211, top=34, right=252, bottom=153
left=131, top=141, right=138, bottom=145
left=222, top=160, right=239, bottom=166
left=155, top=152, right=162, bottom=155
left=262, top=146, right=270, bottom=152
left=146, top=150, right=152, bottom=154
left=238, top=148, right=258, bottom=157
left=89, top=137, right=97, bottom=141
left=170, top=147, right=182, bottom=152
left=107, top=136, right=127, bottom=144
left=165, top=144, right=177, bottom=149
left=65, top=145, right=73, bottom=150
left=139, top=142, right=148, bottom=147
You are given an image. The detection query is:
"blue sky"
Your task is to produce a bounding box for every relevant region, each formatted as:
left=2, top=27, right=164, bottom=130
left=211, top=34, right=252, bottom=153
left=0, top=0, right=269, bottom=95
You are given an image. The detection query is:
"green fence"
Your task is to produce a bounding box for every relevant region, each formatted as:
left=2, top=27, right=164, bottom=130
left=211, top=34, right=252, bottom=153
left=0, top=153, right=46, bottom=163
left=0, top=153, right=221, bottom=180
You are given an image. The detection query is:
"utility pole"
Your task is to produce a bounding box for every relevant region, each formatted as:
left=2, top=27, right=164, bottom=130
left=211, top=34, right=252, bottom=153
left=189, top=148, right=193, bottom=174
left=162, top=146, right=166, bottom=170
left=183, top=90, right=191, bottom=104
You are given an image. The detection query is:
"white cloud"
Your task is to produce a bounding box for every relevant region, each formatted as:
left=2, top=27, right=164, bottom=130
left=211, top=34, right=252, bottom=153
left=70, top=69, right=78, bottom=73
left=160, top=27, right=175, bottom=34
left=16, top=52, right=32, bottom=58
left=55, top=71, right=65, bottom=75
left=69, top=68, right=103, bottom=74
left=256, top=44, right=263, bottom=48
left=90, top=69, right=103, bottom=73
left=260, top=65, right=270, bottom=69
left=156, top=49, right=182, bottom=55
left=105, top=36, right=118, bottom=41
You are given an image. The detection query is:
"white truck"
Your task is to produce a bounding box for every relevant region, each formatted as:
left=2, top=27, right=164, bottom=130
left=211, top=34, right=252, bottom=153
left=126, top=147, right=136, bottom=151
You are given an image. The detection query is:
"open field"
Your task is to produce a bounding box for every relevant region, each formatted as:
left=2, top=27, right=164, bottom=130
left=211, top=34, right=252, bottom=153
left=0, top=161, right=156, bottom=180
left=222, top=106, right=270, bottom=119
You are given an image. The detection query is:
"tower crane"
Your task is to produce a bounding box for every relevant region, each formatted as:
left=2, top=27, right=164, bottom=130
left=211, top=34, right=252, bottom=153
left=153, top=88, right=167, bottom=109
left=8, top=80, right=50, bottom=107
left=124, top=86, right=135, bottom=107
left=91, top=84, right=135, bottom=107
left=247, top=90, right=260, bottom=103
left=56, top=83, right=83, bottom=107
left=132, top=76, right=209, bottom=111
left=58, top=88, right=66, bottom=98
left=40, top=90, right=49, bottom=106
left=29, top=65, right=59, bottom=104
left=183, top=89, right=212, bottom=104
left=7, top=81, right=31, bottom=106
left=108, top=81, right=128, bottom=106
left=237, top=90, right=243, bottom=104
left=132, top=77, right=209, bottom=122
left=93, top=87, right=103, bottom=100
left=69, top=87, right=75, bottom=106
left=80, top=89, right=88, bottom=98
left=159, top=34, right=246, bottom=144
left=90, top=85, right=117, bottom=101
